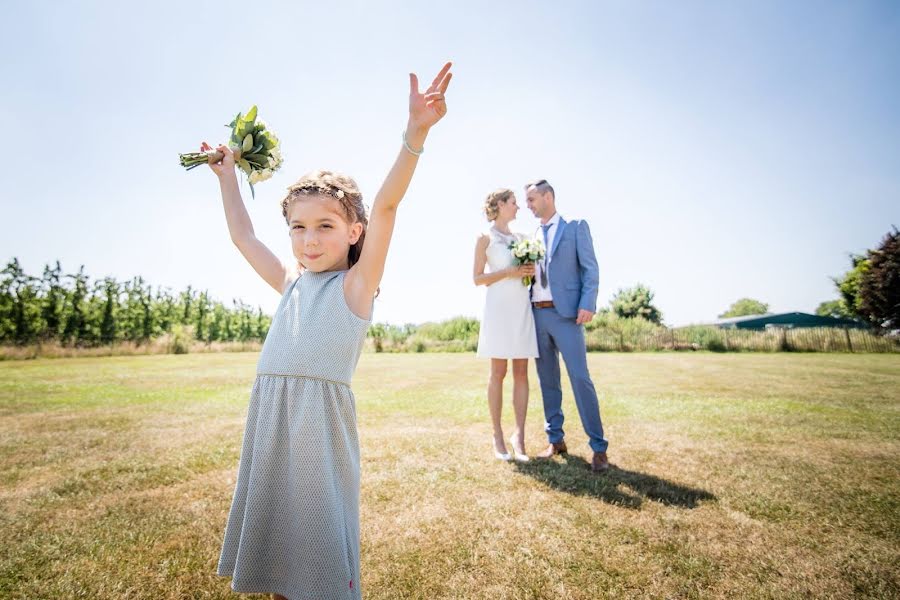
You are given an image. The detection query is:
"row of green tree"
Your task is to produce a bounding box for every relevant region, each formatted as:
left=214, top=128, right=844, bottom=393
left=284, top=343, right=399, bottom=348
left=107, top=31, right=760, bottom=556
left=0, top=258, right=271, bottom=346
left=5, top=227, right=895, bottom=350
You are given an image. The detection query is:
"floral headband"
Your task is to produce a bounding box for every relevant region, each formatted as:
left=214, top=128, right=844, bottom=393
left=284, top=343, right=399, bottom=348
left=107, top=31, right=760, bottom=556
left=286, top=183, right=349, bottom=200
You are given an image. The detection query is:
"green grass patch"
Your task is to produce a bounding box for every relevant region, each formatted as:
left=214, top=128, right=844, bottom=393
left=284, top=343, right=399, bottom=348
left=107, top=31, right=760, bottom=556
left=0, top=352, right=897, bottom=598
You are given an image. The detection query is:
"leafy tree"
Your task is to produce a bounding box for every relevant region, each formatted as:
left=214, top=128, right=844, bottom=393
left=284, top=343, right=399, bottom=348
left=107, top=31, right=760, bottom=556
left=195, top=290, right=210, bottom=342
left=256, top=307, right=270, bottom=340
left=40, top=261, right=65, bottom=341
left=610, top=284, right=663, bottom=324
left=368, top=323, right=387, bottom=352
left=835, top=254, right=869, bottom=317
left=234, top=299, right=255, bottom=341
left=139, top=280, right=155, bottom=341
left=857, top=227, right=900, bottom=331
left=829, top=227, right=900, bottom=331
left=719, top=298, right=769, bottom=319
left=206, top=302, right=224, bottom=343
left=0, top=259, right=44, bottom=344
left=0, top=262, right=14, bottom=342
left=815, top=299, right=853, bottom=319
left=99, top=277, right=119, bottom=344
left=154, top=287, right=179, bottom=335
left=61, top=266, right=90, bottom=345
left=180, top=285, right=196, bottom=325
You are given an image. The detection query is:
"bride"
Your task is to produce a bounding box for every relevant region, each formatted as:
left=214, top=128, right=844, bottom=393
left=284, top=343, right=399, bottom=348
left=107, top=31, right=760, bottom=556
left=473, top=189, right=539, bottom=462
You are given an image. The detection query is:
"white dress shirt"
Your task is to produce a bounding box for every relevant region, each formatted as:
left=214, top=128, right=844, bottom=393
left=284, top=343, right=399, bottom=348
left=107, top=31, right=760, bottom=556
left=531, top=213, right=561, bottom=302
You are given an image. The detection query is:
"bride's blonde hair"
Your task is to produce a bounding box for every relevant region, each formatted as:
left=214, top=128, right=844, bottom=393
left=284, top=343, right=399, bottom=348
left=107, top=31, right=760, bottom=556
left=483, top=188, right=513, bottom=221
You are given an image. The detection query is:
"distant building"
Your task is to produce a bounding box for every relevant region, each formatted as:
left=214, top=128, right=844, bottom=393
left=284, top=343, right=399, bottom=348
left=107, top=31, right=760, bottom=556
left=705, top=312, right=865, bottom=330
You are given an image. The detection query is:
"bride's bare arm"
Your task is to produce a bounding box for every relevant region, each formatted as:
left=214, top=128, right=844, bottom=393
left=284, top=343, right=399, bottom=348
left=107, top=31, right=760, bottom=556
left=473, top=234, right=531, bottom=286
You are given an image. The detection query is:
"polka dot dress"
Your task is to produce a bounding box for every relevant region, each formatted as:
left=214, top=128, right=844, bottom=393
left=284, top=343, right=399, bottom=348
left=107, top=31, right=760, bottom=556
left=217, top=269, right=370, bottom=599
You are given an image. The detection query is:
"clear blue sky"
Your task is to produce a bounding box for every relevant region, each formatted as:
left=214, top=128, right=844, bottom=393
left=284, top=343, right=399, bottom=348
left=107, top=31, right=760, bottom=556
left=2, top=1, right=898, bottom=326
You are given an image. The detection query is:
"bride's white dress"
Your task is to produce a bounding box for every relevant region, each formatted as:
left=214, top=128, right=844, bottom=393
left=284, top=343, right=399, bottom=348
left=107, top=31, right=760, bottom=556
left=476, top=228, right=539, bottom=359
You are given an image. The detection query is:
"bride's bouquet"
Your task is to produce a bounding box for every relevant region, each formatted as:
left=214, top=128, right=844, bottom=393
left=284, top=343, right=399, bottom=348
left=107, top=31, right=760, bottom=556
left=508, top=238, right=545, bottom=286
left=178, top=105, right=283, bottom=197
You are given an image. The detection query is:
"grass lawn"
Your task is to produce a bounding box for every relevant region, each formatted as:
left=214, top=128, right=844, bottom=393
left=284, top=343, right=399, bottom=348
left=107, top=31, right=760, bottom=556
left=1, top=352, right=898, bottom=599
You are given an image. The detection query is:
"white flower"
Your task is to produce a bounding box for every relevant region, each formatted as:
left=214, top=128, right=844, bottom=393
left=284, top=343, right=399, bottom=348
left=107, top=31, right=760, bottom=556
left=335, top=189, right=345, bottom=199
left=248, top=170, right=261, bottom=184
left=258, top=169, right=273, bottom=182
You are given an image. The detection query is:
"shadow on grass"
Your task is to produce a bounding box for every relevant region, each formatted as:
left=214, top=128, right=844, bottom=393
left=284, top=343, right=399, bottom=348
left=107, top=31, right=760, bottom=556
left=513, top=454, right=716, bottom=509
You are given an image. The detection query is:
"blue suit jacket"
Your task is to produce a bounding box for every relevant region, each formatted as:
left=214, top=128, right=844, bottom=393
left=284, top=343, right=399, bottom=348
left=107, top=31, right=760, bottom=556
left=540, top=218, right=599, bottom=319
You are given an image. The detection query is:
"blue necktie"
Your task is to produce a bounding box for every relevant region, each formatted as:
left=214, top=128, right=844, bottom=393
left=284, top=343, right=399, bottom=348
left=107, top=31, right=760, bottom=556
left=540, top=224, right=551, bottom=288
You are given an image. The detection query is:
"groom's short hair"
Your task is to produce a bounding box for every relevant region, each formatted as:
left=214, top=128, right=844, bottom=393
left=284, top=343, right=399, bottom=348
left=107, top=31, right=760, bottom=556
left=525, top=179, right=555, bottom=200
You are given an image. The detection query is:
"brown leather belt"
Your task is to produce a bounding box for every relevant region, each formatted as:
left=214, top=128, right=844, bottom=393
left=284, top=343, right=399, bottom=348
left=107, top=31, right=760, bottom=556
left=532, top=301, right=555, bottom=309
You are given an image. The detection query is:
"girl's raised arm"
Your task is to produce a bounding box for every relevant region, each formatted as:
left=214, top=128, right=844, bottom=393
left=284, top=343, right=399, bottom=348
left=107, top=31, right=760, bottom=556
left=346, top=62, right=453, bottom=306
left=204, top=142, right=294, bottom=294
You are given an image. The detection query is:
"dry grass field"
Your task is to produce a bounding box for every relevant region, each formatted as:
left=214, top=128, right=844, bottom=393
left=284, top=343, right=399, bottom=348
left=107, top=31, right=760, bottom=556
left=1, top=352, right=898, bottom=599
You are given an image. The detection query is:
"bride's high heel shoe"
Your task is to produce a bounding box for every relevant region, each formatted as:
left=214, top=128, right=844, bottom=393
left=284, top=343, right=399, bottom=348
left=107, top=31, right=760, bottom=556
left=509, top=434, right=530, bottom=463
left=493, top=439, right=511, bottom=461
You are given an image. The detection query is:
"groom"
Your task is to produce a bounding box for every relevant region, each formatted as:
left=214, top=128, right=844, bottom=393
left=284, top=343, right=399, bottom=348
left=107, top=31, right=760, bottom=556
left=525, top=179, right=609, bottom=472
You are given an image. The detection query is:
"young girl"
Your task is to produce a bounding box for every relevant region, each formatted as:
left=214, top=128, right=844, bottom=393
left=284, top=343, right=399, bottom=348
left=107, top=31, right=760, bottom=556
left=207, top=62, right=452, bottom=600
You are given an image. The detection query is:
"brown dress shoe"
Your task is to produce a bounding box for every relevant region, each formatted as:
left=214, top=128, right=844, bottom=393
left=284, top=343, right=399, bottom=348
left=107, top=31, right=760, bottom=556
left=536, top=440, right=568, bottom=458
left=591, top=451, right=609, bottom=472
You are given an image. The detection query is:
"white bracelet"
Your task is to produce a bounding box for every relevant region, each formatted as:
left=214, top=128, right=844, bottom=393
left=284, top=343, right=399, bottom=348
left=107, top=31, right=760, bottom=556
left=402, top=130, right=424, bottom=156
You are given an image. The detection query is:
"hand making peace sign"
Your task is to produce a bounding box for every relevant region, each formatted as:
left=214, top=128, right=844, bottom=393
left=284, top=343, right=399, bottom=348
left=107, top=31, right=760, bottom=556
left=408, top=61, right=453, bottom=132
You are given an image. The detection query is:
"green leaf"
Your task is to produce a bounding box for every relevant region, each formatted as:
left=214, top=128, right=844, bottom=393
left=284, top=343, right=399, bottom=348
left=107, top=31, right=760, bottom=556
left=249, top=143, right=263, bottom=155
left=238, top=158, right=252, bottom=175
left=248, top=181, right=256, bottom=199
left=258, top=132, right=276, bottom=150
left=243, top=153, right=267, bottom=167
left=226, top=111, right=241, bottom=128
left=235, top=115, right=253, bottom=140
left=245, top=105, right=258, bottom=123
left=242, top=134, right=253, bottom=152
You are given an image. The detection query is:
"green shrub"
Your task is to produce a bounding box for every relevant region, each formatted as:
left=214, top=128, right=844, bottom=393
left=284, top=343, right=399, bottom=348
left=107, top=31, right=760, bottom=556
left=168, top=324, right=191, bottom=355
left=707, top=338, right=727, bottom=352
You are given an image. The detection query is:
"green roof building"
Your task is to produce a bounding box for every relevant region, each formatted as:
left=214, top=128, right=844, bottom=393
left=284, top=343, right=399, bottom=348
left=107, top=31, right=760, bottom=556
left=711, top=312, right=866, bottom=330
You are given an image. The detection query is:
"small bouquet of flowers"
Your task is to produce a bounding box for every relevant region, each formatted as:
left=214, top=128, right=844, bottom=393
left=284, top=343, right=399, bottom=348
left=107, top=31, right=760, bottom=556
left=508, top=238, right=546, bottom=286
left=178, top=105, right=283, bottom=197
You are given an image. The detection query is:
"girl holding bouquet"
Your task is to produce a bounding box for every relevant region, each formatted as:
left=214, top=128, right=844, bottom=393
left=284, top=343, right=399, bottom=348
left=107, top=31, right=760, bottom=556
left=473, top=189, right=540, bottom=463
left=208, top=62, right=452, bottom=600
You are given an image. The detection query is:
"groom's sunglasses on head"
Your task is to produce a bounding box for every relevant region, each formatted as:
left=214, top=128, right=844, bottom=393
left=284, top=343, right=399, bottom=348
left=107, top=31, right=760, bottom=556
left=527, top=179, right=548, bottom=190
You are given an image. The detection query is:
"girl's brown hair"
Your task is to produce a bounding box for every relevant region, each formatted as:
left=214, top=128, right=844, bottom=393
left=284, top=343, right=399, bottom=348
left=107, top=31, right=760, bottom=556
left=281, top=170, right=368, bottom=268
